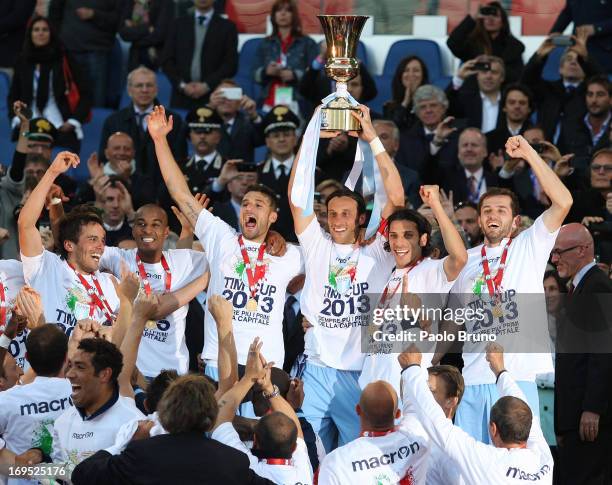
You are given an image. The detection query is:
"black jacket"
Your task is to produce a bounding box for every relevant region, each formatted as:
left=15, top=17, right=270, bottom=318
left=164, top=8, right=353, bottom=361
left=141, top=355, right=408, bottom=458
left=446, top=78, right=505, bottom=134
left=446, top=15, right=525, bottom=83
left=49, top=0, right=120, bottom=52
left=99, top=105, right=186, bottom=186
left=8, top=53, right=92, bottom=123
left=71, top=432, right=275, bottom=485
left=521, top=52, right=601, bottom=142
left=218, top=112, right=265, bottom=164
left=437, top=164, right=500, bottom=203
left=486, top=121, right=532, bottom=157
left=161, top=13, right=238, bottom=109
left=212, top=199, right=239, bottom=232
left=118, top=0, right=175, bottom=70
left=555, top=265, right=612, bottom=434
left=0, top=0, right=35, bottom=68
left=257, top=159, right=295, bottom=242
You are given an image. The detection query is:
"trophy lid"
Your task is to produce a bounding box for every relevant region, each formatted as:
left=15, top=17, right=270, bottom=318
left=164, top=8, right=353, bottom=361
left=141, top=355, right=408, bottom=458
left=317, top=15, right=369, bottom=60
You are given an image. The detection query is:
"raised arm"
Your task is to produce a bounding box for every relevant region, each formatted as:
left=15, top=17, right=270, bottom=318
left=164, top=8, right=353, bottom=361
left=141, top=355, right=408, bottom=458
left=505, top=136, right=572, bottom=232
left=420, top=185, right=467, bottom=281
left=110, top=268, right=141, bottom=349
left=288, top=141, right=315, bottom=235
left=150, top=272, right=209, bottom=321
left=208, top=295, right=238, bottom=398
left=148, top=106, right=201, bottom=228
left=350, top=105, right=404, bottom=219
left=17, top=152, right=79, bottom=257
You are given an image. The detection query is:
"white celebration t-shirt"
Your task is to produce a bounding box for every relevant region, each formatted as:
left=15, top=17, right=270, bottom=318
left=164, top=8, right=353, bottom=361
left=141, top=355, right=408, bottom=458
left=449, top=215, right=557, bottom=385
left=298, top=218, right=395, bottom=371
left=0, top=259, right=28, bottom=371
left=99, top=247, right=209, bottom=377
left=195, top=209, right=303, bottom=366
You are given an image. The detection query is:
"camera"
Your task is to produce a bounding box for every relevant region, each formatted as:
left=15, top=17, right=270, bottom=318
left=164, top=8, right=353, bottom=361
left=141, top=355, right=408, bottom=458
left=473, top=62, right=491, bottom=72
left=480, top=6, right=498, bottom=16
left=551, top=36, right=575, bottom=47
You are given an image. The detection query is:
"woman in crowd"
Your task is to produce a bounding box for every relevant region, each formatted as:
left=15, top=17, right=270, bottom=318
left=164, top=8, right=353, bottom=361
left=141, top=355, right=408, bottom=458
left=252, top=0, right=318, bottom=113
left=383, top=55, right=429, bottom=130
left=8, top=15, right=91, bottom=152
left=119, top=0, right=175, bottom=71
left=447, top=1, right=525, bottom=82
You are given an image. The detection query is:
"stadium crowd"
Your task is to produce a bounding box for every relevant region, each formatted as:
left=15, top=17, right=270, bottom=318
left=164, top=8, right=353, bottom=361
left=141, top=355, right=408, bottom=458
left=0, top=0, right=611, bottom=484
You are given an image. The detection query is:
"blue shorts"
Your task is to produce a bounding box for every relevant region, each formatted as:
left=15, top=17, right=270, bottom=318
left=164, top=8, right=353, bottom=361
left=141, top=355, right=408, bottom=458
left=204, top=364, right=256, bottom=418
left=455, top=380, right=540, bottom=444
left=300, top=362, right=361, bottom=453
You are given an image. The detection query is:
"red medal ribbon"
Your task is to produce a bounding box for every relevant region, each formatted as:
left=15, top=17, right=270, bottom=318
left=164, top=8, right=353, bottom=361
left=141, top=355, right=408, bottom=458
left=378, top=258, right=423, bottom=309
left=360, top=427, right=396, bottom=438
left=480, top=239, right=512, bottom=297
left=0, top=278, right=6, bottom=329
left=67, top=262, right=115, bottom=323
left=135, top=254, right=172, bottom=295
left=261, top=458, right=292, bottom=466
left=238, top=235, right=267, bottom=301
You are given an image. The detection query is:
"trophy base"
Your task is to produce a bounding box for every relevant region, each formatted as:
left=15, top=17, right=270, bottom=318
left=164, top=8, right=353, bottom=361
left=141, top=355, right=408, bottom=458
left=320, top=106, right=361, bottom=132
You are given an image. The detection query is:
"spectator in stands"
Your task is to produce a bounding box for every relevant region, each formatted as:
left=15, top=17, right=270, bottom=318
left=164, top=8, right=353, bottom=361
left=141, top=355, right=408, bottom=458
left=486, top=83, right=534, bottom=157
left=257, top=106, right=300, bottom=241
left=437, top=127, right=499, bottom=204
left=208, top=79, right=265, bottom=163
left=552, top=223, right=612, bottom=484
left=454, top=200, right=483, bottom=247
left=0, top=0, right=36, bottom=77
left=212, top=170, right=258, bottom=232
left=95, top=177, right=136, bottom=247
left=99, top=66, right=186, bottom=185
left=383, top=55, right=429, bottom=130
left=549, top=0, right=612, bottom=72
left=522, top=31, right=601, bottom=144
left=253, top=0, right=317, bottom=114
left=446, top=1, right=525, bottom=83
left=118, top=0, right=175, bottom=71
left=9, top=15, right=91, bottom=153
left=447, top=55, right=505, bottom=134
left=72, top=374, right=273, bottom=484
left=372, top=119, right=421, bottom=208
left=558, top=75, right=611, bottom=162
left=395, top=84, right=460, bottom=177
left=79, top=132, right=155, bottom=209
left=49, top=0, right=119, bottom=107
left=161, top=0, right=238, bottom=109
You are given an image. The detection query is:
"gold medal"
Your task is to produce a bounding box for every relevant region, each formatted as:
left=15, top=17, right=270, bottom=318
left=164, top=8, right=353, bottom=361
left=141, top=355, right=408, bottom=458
left=145, top=319, right=158, bottom=329
left=246, top=298, right=258, bottom=312
left=492, top=304, right=503, bottom=318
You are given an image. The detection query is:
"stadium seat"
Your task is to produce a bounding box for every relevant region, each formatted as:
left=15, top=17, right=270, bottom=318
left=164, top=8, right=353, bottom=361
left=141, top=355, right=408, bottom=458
left=75, top=108, right=114, bottom=182
left=0, top=72, right=14, bottom=167
left=107, top=38, right=124, bottom=109
left=382, top=39, right=444, bottom=81
left=542, top=47, right=564, bottom=82
left=235, top=37, right=263, bottom=100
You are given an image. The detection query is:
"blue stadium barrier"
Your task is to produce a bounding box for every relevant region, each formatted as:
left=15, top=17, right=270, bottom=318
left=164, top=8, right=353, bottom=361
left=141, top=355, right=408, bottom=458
left=75, top=108, right=114, bottom=182
left=235, top=38, right=262, bottom=100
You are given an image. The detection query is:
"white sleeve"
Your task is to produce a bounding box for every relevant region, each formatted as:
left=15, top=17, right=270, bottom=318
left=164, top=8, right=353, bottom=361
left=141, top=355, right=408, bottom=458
left=0, top=437, right=5, bottom=449
left=21, top=249, right=59, bottom=284
left=296, top=217, right=326, bottom=260
left=211, top=422, right=258, bottom=468
left=318, top=453, right=343, bottom=485
left=194, top=207, right=236, bottom=256
left=292, top=438, right=314, bottom=481
left=50, top=423, right=66, bottom=463
left=0, top=397, right=8, bottom=434
left=402, top=366, right=494, bottom=484
left=520, top=215, right=559, bottom=261
left=99, top=246, right=128, bottom=277
left=496, top=371, right=552, bottom=460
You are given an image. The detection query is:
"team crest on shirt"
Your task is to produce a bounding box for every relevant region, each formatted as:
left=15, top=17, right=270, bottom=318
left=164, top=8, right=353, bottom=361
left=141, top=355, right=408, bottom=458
left=65, top=286, right=93, bottom=320
left=31, top=419, right=54, bottom=454
left=233, top=257, right=270, bottom=285
left=328, top=261, right=357, bottom=294
left=372, top=473, right=393, bottom=484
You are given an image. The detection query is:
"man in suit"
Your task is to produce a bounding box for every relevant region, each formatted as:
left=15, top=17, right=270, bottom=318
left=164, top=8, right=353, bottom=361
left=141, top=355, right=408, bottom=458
left=521, top=32, right=601, bottom=144
left=550, top=0, right=612, bottom=72
left=396, top=84, right=461, bottom=178
left=208, top=79, right=265, bottom=163
left=552, top=223, right=612, bottom=485
left=72, top=375, right=274, bottom=484
left=486, top=83, right=534, bottom=157
left=256, top=106, right=300, bottom=242
left=558, top=75, right=611, bottom=163
left=99, top=66, right=186, bottom=186
left=212, top=169, right=258, bottom=232
left=438, top=127, right=499, bottom=204
left=161, top=0, right=238, bottom=109
left=446, top=55, right=506, bottom=134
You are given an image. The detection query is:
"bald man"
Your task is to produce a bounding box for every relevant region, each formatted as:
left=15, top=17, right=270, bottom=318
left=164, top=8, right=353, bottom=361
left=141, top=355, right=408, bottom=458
left=99, top=204, right=210, bottom=379
left=551, top=223, right=612, bottom=484
left=318, top=380, right=430, bottom=484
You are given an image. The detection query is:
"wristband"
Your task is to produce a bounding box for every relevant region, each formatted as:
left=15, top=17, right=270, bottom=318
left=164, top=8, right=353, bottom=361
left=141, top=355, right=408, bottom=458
left=495, top=369, right=508, bottom=384
left=0, top=333, right=12, bottom=349
left=369, top=137, right=385, bottom=156
left=263, top=384, right=280, bottom=399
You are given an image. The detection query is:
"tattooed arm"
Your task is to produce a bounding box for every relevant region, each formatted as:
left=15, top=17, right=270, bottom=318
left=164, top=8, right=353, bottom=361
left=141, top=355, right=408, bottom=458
left=148, top=106, right=203, bottom=228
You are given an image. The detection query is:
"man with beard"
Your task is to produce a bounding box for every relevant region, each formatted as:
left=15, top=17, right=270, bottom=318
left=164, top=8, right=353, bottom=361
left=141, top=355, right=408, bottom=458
left=359, top=187, right=467, bottom=396
left=440, top=135, right=573, bottom=443
left=454, top=201, right=484, bottom=247
left=18, top=152, right=120, bottom=332
left=99, top=204, right=209, bottom=379
left=149, top=106, right=303, bottom=381
left=288, top=105, right=405, bottom=451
